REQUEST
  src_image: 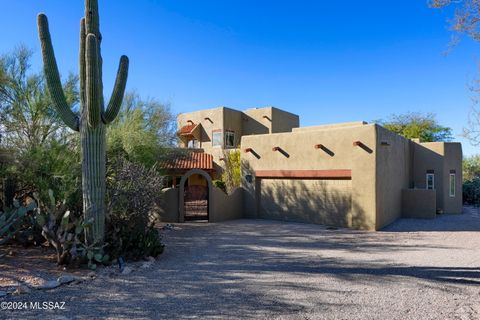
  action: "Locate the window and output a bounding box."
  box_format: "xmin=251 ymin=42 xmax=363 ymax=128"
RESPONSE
xmin=449 ymin=173 xmax=456 ymax=197
xmin=187 ymin=139 xmax=200 ymax=149
xmin=212 ymin=130 xmax=223 ymax=147
xmin=225 ymin=131 xmax=235 ymax=148
xmin=426 ymin=173 xmax=435 ymax=190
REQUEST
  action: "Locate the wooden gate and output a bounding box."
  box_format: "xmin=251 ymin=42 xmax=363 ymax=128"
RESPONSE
xmin=184 ymin=185 xmax=208 ymax=221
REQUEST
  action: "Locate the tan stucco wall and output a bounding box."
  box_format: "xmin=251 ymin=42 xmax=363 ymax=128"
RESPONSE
xmin=210 ymin=187 xmax=244 ymax=222
xmin=271 ymin=107 xmax=300 ymax=133
xmin=223 ymin=108 xmax=243 ymax=148
xmin=292 ymin=121 xmax=368 ymax=133
xmin=374 ymin=125 xmax=411 ymax=229
xmin=412 ymin=142 xmax=444 ymax=210
xmin=241 ymin=124 xmax=378 ymax=230
xmin=443 ymin=143 xmax=463 ymax=214
xmin=177 ymin=107 xmax=242 ymax=167
xmin=243 ymin=107 xmax=274 ymax=135
xmin=411 ymin=142 xmax=462 ymax=214
xmin=178 ymin=106 xmax=299 ymax=176
xmin=401 ymin=189 xmax=436 ymax=219
xmin=158 ymin=188 xmax=179 ymax=222
xmin=259 ymin=178 xmax=352 ymax=227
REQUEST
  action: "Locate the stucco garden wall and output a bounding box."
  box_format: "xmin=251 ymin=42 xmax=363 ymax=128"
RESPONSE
xmin=401 ymin=189 xmax=436 ymax=219
xmin=158 ymin=188 xmax=179 ymax=222
xmin=210 ymin=187 xmax=244 ymax=222
xmin=157 ymin=186 xmax=244 ymax=223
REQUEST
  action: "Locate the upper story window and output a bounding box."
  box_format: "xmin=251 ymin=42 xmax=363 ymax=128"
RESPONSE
xmin=225 ymin=131 xmax=235 ymax=148
xmin=187 ymin=139 xmax=200 ymax=149
xmin=426 ymin=173 xmax=435 ymax=190
xmin=212 ymin=130 xmax=223 ymax=147
xmin=449 ymin=173 xmax=456 ymax=197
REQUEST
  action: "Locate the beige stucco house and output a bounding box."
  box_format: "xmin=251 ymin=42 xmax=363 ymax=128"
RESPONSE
xmin=163 ymin=106 xmax=462 ymax=230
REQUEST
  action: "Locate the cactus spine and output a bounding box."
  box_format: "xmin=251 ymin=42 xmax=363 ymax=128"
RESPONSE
xmin=37 ymin=0 xmax=129 ymax=245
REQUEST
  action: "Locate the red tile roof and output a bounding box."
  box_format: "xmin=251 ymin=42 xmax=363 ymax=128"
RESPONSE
xmin=160 ymin=151 xmax=214 ymax=171
xmin=178 ymin=123 xmax=199 ymax=135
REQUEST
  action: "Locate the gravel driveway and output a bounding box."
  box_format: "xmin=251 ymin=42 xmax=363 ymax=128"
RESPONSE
xmin=2 ymin=208 xmax=480 ymax=319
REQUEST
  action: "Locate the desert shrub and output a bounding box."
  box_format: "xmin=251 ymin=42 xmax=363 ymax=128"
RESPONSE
xmin=105 ymin=159 xmax=165 ymax=260
xmin=0 ymin=197 xmax=38 ymax=245
xmin=4 ymin=141 xmax=81 ymax=211
xmin=463 ymin=177 xmax=480 ymax=206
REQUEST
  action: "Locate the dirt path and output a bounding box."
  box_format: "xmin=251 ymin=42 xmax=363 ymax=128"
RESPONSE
xmin=1 ymin=209 xmax=479 ymax=319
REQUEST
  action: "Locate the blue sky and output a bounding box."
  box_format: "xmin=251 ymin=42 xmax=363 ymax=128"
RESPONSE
xmin=1 ymin=0 xmax=479 ymax=155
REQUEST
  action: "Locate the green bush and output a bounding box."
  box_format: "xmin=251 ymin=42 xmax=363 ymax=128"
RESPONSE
xmin=463 ymin=177 xmax=480 ymax=206
xmin=4 ymin=141 xmax=81 ymax=211
xmin=213 ymin=179 xmax=226 ymax=193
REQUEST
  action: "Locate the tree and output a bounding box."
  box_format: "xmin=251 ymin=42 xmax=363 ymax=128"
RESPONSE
xmin=377 ymin=112 xmax=453 ymax=142
xmin=37 ymin=0 xmax=129 ymax=245
xmin=430 ymin=1 xmax=480 ymax=44
xmin=463 ymin=154 xmax=480 ymax=181
xmin=0 ymin=46 xmax=78 ymax=152
xmin=430 ymin=1 xmax=480 ymax=145
xmin=462 ymin=155 xmax=480 ymax=205
xmin=107 ymin=91 xmax=176 ymax=167
xmin=0 ymin=46 xmax=81 ymax=207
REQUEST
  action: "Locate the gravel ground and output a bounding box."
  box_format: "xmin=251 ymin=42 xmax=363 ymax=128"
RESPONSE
xmin=2 ymin=208 xmax=480 ymax=319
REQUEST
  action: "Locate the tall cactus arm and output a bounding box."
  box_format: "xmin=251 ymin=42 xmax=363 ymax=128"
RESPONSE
xmin=86 ymin=34 xmax=101 ymax=128
xmin=102 ymin=56 xmax=129 ymax=124
xmin=37 ymin=14 xmax=79 ymax=131
xmin=79 ymin=18 xmax=86 ymax=108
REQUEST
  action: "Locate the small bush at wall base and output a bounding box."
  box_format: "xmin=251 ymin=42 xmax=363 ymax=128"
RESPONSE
xmin=213 ymin=180 xmax=226 ymax=193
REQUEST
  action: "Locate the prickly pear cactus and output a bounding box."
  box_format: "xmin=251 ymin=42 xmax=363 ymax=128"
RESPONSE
xmin=37 ymin=0 xmax=129 ymax=245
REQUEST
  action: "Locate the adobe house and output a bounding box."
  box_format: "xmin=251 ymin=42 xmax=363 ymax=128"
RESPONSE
xmin=162 ymin=106 xmax=462 ymax=230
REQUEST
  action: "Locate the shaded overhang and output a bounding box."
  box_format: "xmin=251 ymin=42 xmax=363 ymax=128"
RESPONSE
xmin=177 ymin=122 xmax=202 ymax=143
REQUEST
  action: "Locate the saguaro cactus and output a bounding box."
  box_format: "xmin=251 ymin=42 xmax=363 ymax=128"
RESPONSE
xmin=37 ymin=0 xmax=128 ymax=245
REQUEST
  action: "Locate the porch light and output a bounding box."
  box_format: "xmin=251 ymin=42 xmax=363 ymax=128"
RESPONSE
xmin=204 ymin=117 xmax=213 ymax=123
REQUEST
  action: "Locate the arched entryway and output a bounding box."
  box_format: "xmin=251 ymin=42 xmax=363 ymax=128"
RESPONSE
xmin=179 ymin=169 xmax=213 ymax=222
